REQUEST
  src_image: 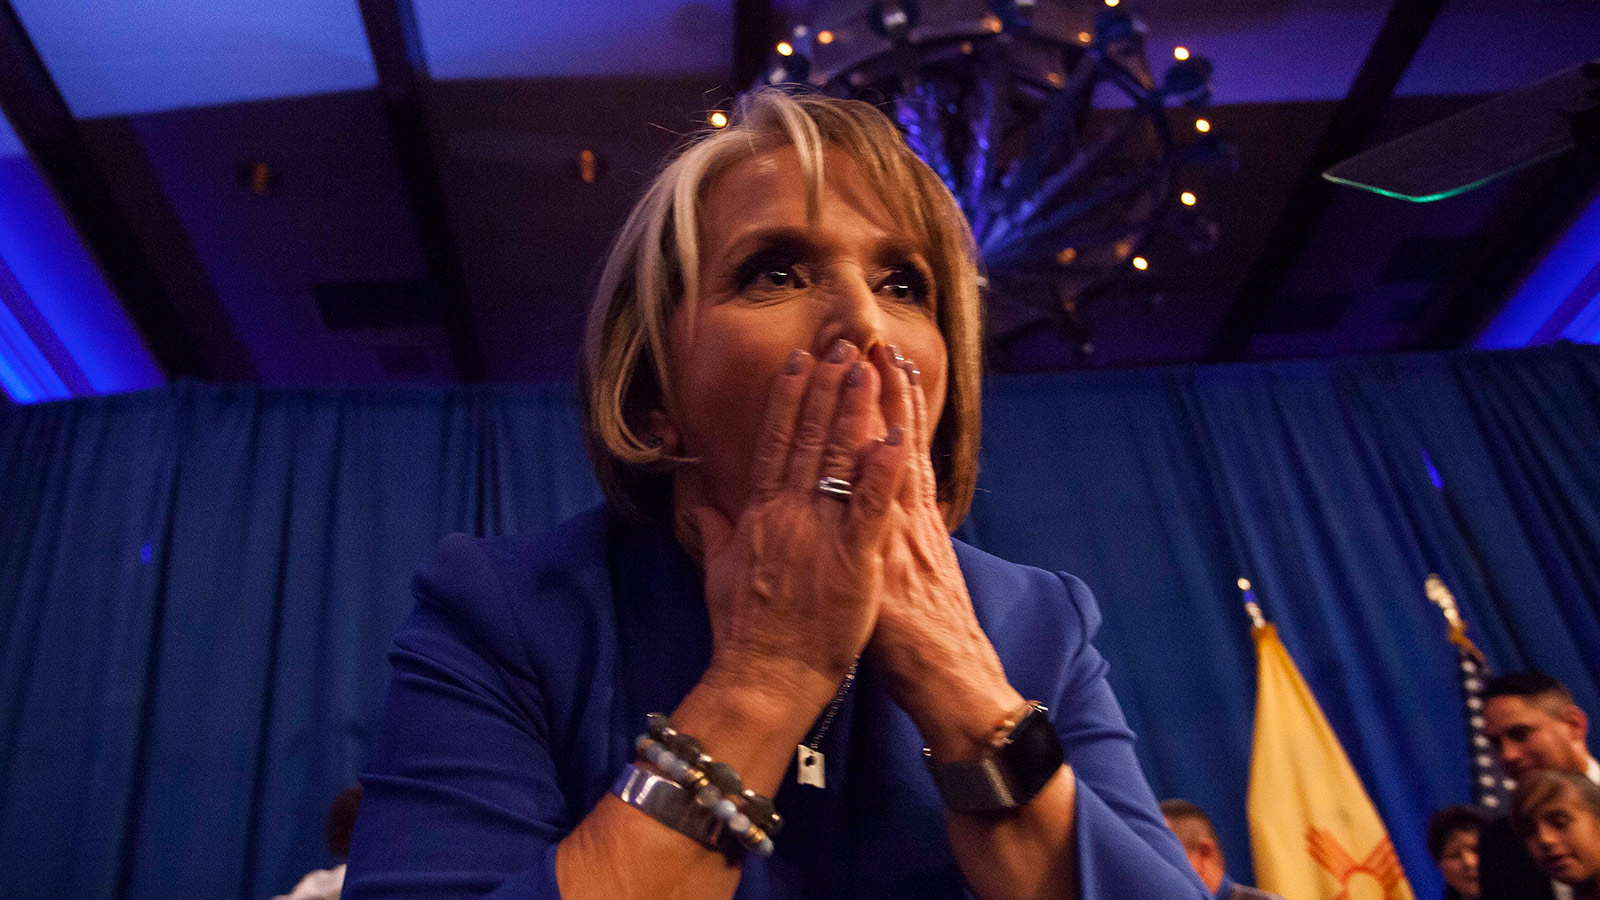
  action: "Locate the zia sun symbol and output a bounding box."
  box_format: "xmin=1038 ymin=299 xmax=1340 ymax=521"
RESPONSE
xmin=1306 ymin=827 xmax=1407 ymax=900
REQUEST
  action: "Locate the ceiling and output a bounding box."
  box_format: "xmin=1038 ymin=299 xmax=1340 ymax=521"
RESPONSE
xmin=0 ymin=0 xmax=1596 ymax=401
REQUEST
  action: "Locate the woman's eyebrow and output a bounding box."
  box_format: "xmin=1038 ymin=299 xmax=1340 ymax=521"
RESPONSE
xmin=713 ymin=227 xmax=931 ymax=273
xmin=718 ymin=228 xmax=815 ymax=264
xmin=870 ymin=236 xmax=932 ymax=265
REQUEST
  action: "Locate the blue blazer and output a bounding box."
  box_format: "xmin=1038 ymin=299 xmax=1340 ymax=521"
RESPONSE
xmin=346 ymin=507 xmax=1209 ymax=900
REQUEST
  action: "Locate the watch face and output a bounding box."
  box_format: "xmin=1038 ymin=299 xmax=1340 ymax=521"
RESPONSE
xmin=1000 ymin=707 xmax=1064 ymax=800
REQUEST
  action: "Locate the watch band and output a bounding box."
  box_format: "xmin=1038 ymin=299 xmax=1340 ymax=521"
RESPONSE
xmin=928 ymin=753 xmax=1024 ymax=811
xmin=924 ymin=702 xmax=1064 ymax=813
xmin=611 ymin=763 xmax=722 ymax=847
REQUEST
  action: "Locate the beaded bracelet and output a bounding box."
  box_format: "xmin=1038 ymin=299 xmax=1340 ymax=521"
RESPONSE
xmin=645 ymin=714 xmax=782 ymax=838
xmin=639 ymin=713 xmax=781 ymax=857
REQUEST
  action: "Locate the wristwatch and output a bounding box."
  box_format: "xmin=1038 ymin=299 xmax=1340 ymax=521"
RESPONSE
xmin=924 ymin=701 xmax=1064 ymax=813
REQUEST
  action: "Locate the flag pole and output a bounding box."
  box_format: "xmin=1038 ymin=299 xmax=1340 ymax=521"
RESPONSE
xmin=1242 ymin=574 xmax=1418 ymax=900
xmin=1426 ymin=573 xmax=1509 ymax=810
xmin=1239 ymin=577 xmax=1267 ymax=630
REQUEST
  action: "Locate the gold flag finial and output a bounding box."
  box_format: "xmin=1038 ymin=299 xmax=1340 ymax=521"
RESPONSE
xmin=1425 ymin=573 xmax=1484 ymax=661
xmin=1425 ymin=574 xmax=1461 ymax=629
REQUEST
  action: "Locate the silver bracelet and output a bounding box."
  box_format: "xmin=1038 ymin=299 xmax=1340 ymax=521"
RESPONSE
xmin=610 ymin=763 xmax=722 ymax=848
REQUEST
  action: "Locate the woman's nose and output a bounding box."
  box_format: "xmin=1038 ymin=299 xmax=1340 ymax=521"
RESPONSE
xmin=828 ymin=271 xmax=887 ymax=354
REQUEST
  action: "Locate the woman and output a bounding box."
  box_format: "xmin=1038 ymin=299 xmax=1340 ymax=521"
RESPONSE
xmin=345 ymin=88 xmax=1206 ymax=900
xmin=1428 ymin=805 xmax=1486 ymax=900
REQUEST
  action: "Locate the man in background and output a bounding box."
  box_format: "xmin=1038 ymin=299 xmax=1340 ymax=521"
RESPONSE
xmin=1480 ymin=672 xmax=1599 ymax=900
xmin=1162 ymin=799 xmax=1286 ymax=900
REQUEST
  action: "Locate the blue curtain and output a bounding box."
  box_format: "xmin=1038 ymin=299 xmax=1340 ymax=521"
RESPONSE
xmin=2 ymin=344 xmax=1597 ymax=899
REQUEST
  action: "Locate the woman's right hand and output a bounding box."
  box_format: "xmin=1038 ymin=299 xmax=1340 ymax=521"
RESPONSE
xmin=682 ymin=339 xmax=914 ymax=710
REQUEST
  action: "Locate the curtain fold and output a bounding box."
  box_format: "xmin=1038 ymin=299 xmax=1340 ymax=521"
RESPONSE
xmin=1 ymin=344 xmax=1597 ymax=900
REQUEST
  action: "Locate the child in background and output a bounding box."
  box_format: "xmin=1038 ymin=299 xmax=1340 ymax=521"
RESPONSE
xmin=1511 ymin=770 xmax=1600 ymax=900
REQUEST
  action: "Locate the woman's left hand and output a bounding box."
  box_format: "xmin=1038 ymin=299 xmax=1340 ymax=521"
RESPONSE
xmin=865 ymin=347 xmax=1027 ymax=762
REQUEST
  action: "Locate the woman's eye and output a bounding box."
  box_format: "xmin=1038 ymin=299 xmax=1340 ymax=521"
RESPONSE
xmin=735 ymin=254 xmax=805 ymax=293
xmin=880 ymin=266 xmax=929 ymax=304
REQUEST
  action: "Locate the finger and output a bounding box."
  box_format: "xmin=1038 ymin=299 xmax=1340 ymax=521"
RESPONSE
xmin=844 ymin=426 xmax=911 ymax=547
xmin=749 ymin=349 xmax=814 ymax=502
xmin=902 ymin=356 xmax=930 ymax=455
xmin=817 ymin=359 xmax=882 ymax=488
xmin=899 ymin=355 xmax=939 ymax=509
xmin=784 ymin=338 xmax=859 ymax=492
xmin=874 ymin=344 xmax=913 ymax=459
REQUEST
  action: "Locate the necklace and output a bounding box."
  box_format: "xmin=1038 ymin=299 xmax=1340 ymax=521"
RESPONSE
xmin=796 ymin=659 xmax=858 ymax=788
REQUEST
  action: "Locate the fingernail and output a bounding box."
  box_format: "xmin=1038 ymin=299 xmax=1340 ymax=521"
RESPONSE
xmin=785 ymin=349 xmax=807 ymax=375
xmin=846 ymin=361 xmax=863 ymax=388
xmin=889 ymin=344 xmax=904 ymax=365
xmin=907 ymin=366 xmax=921 ymax=385
xmin=827 ymin=338 xmax=853 ymax=364
xmin=886 ymin=424 xmax=904 ymax=446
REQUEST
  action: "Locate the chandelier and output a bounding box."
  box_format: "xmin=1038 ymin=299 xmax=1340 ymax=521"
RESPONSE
xmin=754 ymin=0 xmax=1232 ymax=364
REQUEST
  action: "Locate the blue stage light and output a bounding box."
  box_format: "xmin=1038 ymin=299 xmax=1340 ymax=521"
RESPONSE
xmin=0 ymin=142 xmax=163 ymax=401
xmin=1476 ymin=189 xmax=1600 ymax=348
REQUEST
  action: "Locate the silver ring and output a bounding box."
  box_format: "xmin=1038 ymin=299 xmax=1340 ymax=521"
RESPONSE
xmin=816 ymin=476 xmax=853 ymax=500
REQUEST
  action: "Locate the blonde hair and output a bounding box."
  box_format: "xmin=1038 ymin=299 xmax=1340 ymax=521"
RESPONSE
xmin=580 ymin=87 xmax=984 ymax=529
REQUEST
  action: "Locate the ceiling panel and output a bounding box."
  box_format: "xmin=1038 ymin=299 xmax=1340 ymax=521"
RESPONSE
xmin=1395 ymin=0 xmax=1600 ymax=97
xmin=10 ymin=0 xmax=378 ymax=118
xmin=412 ymin=0 xmax=733 ymax=80
xmin=1147 ymin=7 xmax=1387 ymax=104
xmin=1132 ymin=0 xmax=1599 ymax=106
xmin=104 ymin=89 xmax=434 ymax=385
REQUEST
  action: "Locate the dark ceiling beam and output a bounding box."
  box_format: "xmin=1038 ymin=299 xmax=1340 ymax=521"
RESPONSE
xmin=356 ymin=0 xmax=484 ymax=382
xmin=0 ymin=0 xmax=208 ymax=379
xmin=732 ymin=0 xmax=775 ymax=90
xmin=1205 ymin=0 xmax=1450 ymax=361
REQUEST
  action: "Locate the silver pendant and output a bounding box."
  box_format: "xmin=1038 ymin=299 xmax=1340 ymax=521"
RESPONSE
xmin=797 ymin=745 xmax=825 ymax=788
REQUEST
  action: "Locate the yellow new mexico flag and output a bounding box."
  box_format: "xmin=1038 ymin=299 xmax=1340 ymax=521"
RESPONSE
xmin=1246 ymin=622 xmax=1415 ymax=900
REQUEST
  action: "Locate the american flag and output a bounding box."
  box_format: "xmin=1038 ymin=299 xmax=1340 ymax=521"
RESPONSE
xmin=1425 ymin=575 xmax=1513 ymax=811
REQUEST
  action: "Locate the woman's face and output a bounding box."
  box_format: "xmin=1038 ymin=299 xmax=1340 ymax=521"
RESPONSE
xmin=1526 ymin=792 xmax=1600 ymax=886
xmin=665 ymin=145 xmax=949 ymax=519
xmin=1438 ymin=828 xmax=1481 ymax=898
